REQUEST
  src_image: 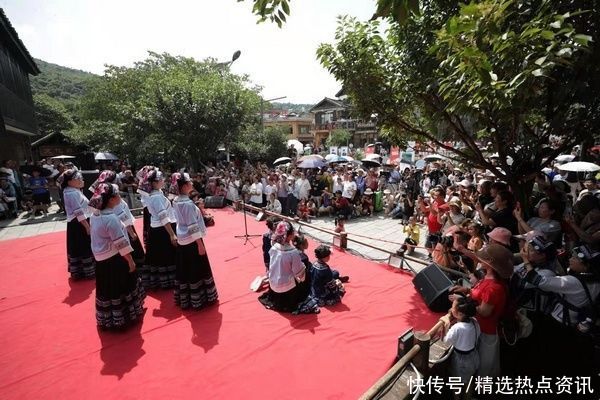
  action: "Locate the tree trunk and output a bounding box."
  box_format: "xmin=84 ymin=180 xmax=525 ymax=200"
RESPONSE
xmin=508 ymin=175 xmax=535 ymax=213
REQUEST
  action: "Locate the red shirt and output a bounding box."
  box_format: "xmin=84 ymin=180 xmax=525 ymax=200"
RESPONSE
xmin=335 ymin=197 xmax=350 ymax=209
xmin=426 ymin=198 xmax=445 ymax=233
xmin=470 ymin=278 xmax=507 ymax=335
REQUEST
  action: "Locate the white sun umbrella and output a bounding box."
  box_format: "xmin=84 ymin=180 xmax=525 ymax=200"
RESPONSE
xmin=424 ymin=154 xmax=448 ymax=162
xmin=555 ymin=154 xmax=575 ymax=163
xmin=287 ymin=139 xmax=304 ymax=155
xmin=51 ymin=155 xmax=76 ymax=159
xmin=344 ymin=155 xmax=354 ymax=162
xmin=558 ymin=161 xmax=600 ymax=172
xmin=325 ymin=154 xmax=338 ymax=161
xmin=273 ymin=157 xmax=292 ymax=166
xmin=94 ymin=152 xmax=119 ymax=161
xmin=364 ymin=153 xmax=382 ymax=160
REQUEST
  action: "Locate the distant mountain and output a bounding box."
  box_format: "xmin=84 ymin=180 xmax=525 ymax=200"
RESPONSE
xmin=271 ymin=102 xmax=315 ymax=114
xmin=31 ymin=59 xmax=98 ymax=107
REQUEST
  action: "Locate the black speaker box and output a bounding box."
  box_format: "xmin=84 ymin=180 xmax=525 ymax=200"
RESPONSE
xmin=412 ymin=263 xmax=453 ymax=312
xmin=204 ymin=195 xmax=225 ymax=208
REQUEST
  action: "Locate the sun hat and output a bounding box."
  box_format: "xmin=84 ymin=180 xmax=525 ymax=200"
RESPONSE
xmin=364 ymin=188 xmax=374 ymax=195
xmin=572 ymin=245 xmax=600 ymax=265
xmin=448 ymin=197 xmax=462 ymax=209
xmin=487 ymin=227 xmax=512 ymax=246
xmin=383 ymin=189 xmax=391 ymax=195
xmin=476 ymin=244 xmax=514 ymax=279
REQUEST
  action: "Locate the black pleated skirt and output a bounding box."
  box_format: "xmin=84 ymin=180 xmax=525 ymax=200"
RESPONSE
xmin=95 ymin=253 xmax=146 ymax=330
xmin=142 ymin=207 xmax=151 ymax=248
xmin=258 ymin=285 xmax=305 ymax=313
xmin=128 ymin=226 xmax=145 ymax=265
xmin=66 ymin=219 xmax=95 ymax=279
xmin=140 ymin=224 xmax=176 ymax=289
xmin=175 ymin=240 xmax=218 ymax=309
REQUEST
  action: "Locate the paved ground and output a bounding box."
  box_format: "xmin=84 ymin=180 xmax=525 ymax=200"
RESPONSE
xmin=0 ymin=204 xmax=67 ymax=241
xmin=298 ymin=214 xmax=430 ymax=273
xmin=0 ymin=205 xmax=430 ymax=273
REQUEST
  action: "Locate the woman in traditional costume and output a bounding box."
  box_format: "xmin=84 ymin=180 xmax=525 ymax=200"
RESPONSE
xmin=139 ymin=168 xmax=177 ymax=289
xmin=60 ymin=169 xmax=95 ymax=279
xmin=89 ymin=183 xmax=145 ymax=330
xmin=171 ymin=172 xmax=218 ymax=309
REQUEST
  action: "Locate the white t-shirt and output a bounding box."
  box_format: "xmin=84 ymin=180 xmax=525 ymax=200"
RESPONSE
xmin=250 ymin=182 xmax=263 ymax=204
xmin=342 ymin=181 xmax=357 ymax=199
xmin=444 ymin=320 xmax=481 ymax=352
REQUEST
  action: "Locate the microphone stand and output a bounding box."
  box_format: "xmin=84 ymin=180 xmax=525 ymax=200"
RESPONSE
xmin=234 ymin=199 xmax=261 ymax=245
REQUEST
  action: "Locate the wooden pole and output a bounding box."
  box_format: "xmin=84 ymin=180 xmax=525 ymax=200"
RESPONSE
xmin=412 ymin=331 xmax=431 ymax=374
xmin=358 ymin=344 xmax=421 ymax=400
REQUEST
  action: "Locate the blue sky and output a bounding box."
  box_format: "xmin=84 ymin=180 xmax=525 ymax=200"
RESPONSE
xmin=0 ymin=0 xmax=377 ymax=104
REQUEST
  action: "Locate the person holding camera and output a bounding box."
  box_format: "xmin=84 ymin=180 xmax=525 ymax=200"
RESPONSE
xmin=449 ymin=244 xmax=513 ymax=377
xmin=432 ymin=230 xmax=471 ymax=272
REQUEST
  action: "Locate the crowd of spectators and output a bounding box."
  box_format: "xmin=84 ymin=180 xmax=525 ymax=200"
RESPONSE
xmin=2 ymin=144 xmax=599 ymax=381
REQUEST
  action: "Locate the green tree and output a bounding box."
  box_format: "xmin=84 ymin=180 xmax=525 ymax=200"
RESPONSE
xmin=33 ymin=93 xmax=74 ymax=136
xmin=68 ymin=52 xmax=262 ymax=167
xmin=326 ymin=128 xmax=352 ymax=147
xmin=231 ymin=125 xmax=288 ymax=162
xmin=316 ymin=0 xmax=599 ymax=205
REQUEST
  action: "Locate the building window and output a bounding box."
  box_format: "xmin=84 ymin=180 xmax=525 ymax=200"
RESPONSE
xmin=300 ymin=126 xmax=309 ymax=134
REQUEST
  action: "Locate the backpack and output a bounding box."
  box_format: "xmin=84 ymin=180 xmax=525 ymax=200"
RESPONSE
xmin=554 ymin=275 xmax=599 ymax=330
xmin=500 ymin=276 xmax=534 ymax=345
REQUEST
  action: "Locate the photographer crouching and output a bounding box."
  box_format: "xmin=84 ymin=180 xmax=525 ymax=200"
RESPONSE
xmin=432 ymin=229 xmax=474 ymax=273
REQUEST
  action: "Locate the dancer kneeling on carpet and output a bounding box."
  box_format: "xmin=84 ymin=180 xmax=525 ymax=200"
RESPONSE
xmin=297 ymin=245 xmax=347 ymax=314
xmin=140 ymin=168 xmax=178 ymax=289
xmin=171 ymin=173 xmax=218 ymax=310
xmin=59 ymin=169 xmax=95 ymax=280
xmin=89 ymin=183 xmax=146 ymax=330
xmin=258 ymin=221 xmax=308 ymax=312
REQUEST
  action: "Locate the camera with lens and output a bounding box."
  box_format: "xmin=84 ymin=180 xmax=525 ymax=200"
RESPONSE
xmin=439 ymin=235 xmax=454 ymax=248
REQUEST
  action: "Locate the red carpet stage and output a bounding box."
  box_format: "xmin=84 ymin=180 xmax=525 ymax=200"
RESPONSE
xmin=0 ymin=209 xmax=439 ymax=399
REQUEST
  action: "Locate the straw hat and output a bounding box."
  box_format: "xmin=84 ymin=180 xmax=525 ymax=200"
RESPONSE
xmin=476 ymin=244 xmax=514 ymax=279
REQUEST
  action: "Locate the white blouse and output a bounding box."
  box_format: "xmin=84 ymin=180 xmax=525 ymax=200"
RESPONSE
xmin=146 ymin=190 xmax=176 ymax=228
xmin=268 ymin=243 xmax=306 ymax=293
xmin=90 ymin=210 xmax=134 ymax=261
xmin=172 ymin=196 xmax=207 ymax=246
xmin=63 ymin=187 xmax=91 ymax=222
xmin=113 ymin=199 xmax=135 ymax=227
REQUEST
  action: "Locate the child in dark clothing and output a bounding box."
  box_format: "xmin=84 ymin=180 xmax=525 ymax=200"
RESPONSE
xmin=309 ymin=245 xmax=348 ymax=306
xmin=262 ymin=216 xmax=281 ymax=271
xmin=293 ymin=234 xmax=312 ymax=300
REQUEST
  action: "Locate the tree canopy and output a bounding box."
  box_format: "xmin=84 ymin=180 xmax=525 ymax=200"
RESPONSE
xmin=231 ymin=125 xmax=288 ymax=163
xmin=314 ymin=0 xmax=599 ymax=201
xmin=326 ymin=128 xmax=352 ymax=147
xmin=68 ymin=52 xmax=262 ymax=166
xmin=33 ymin=93 xmax=74 ymax=137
